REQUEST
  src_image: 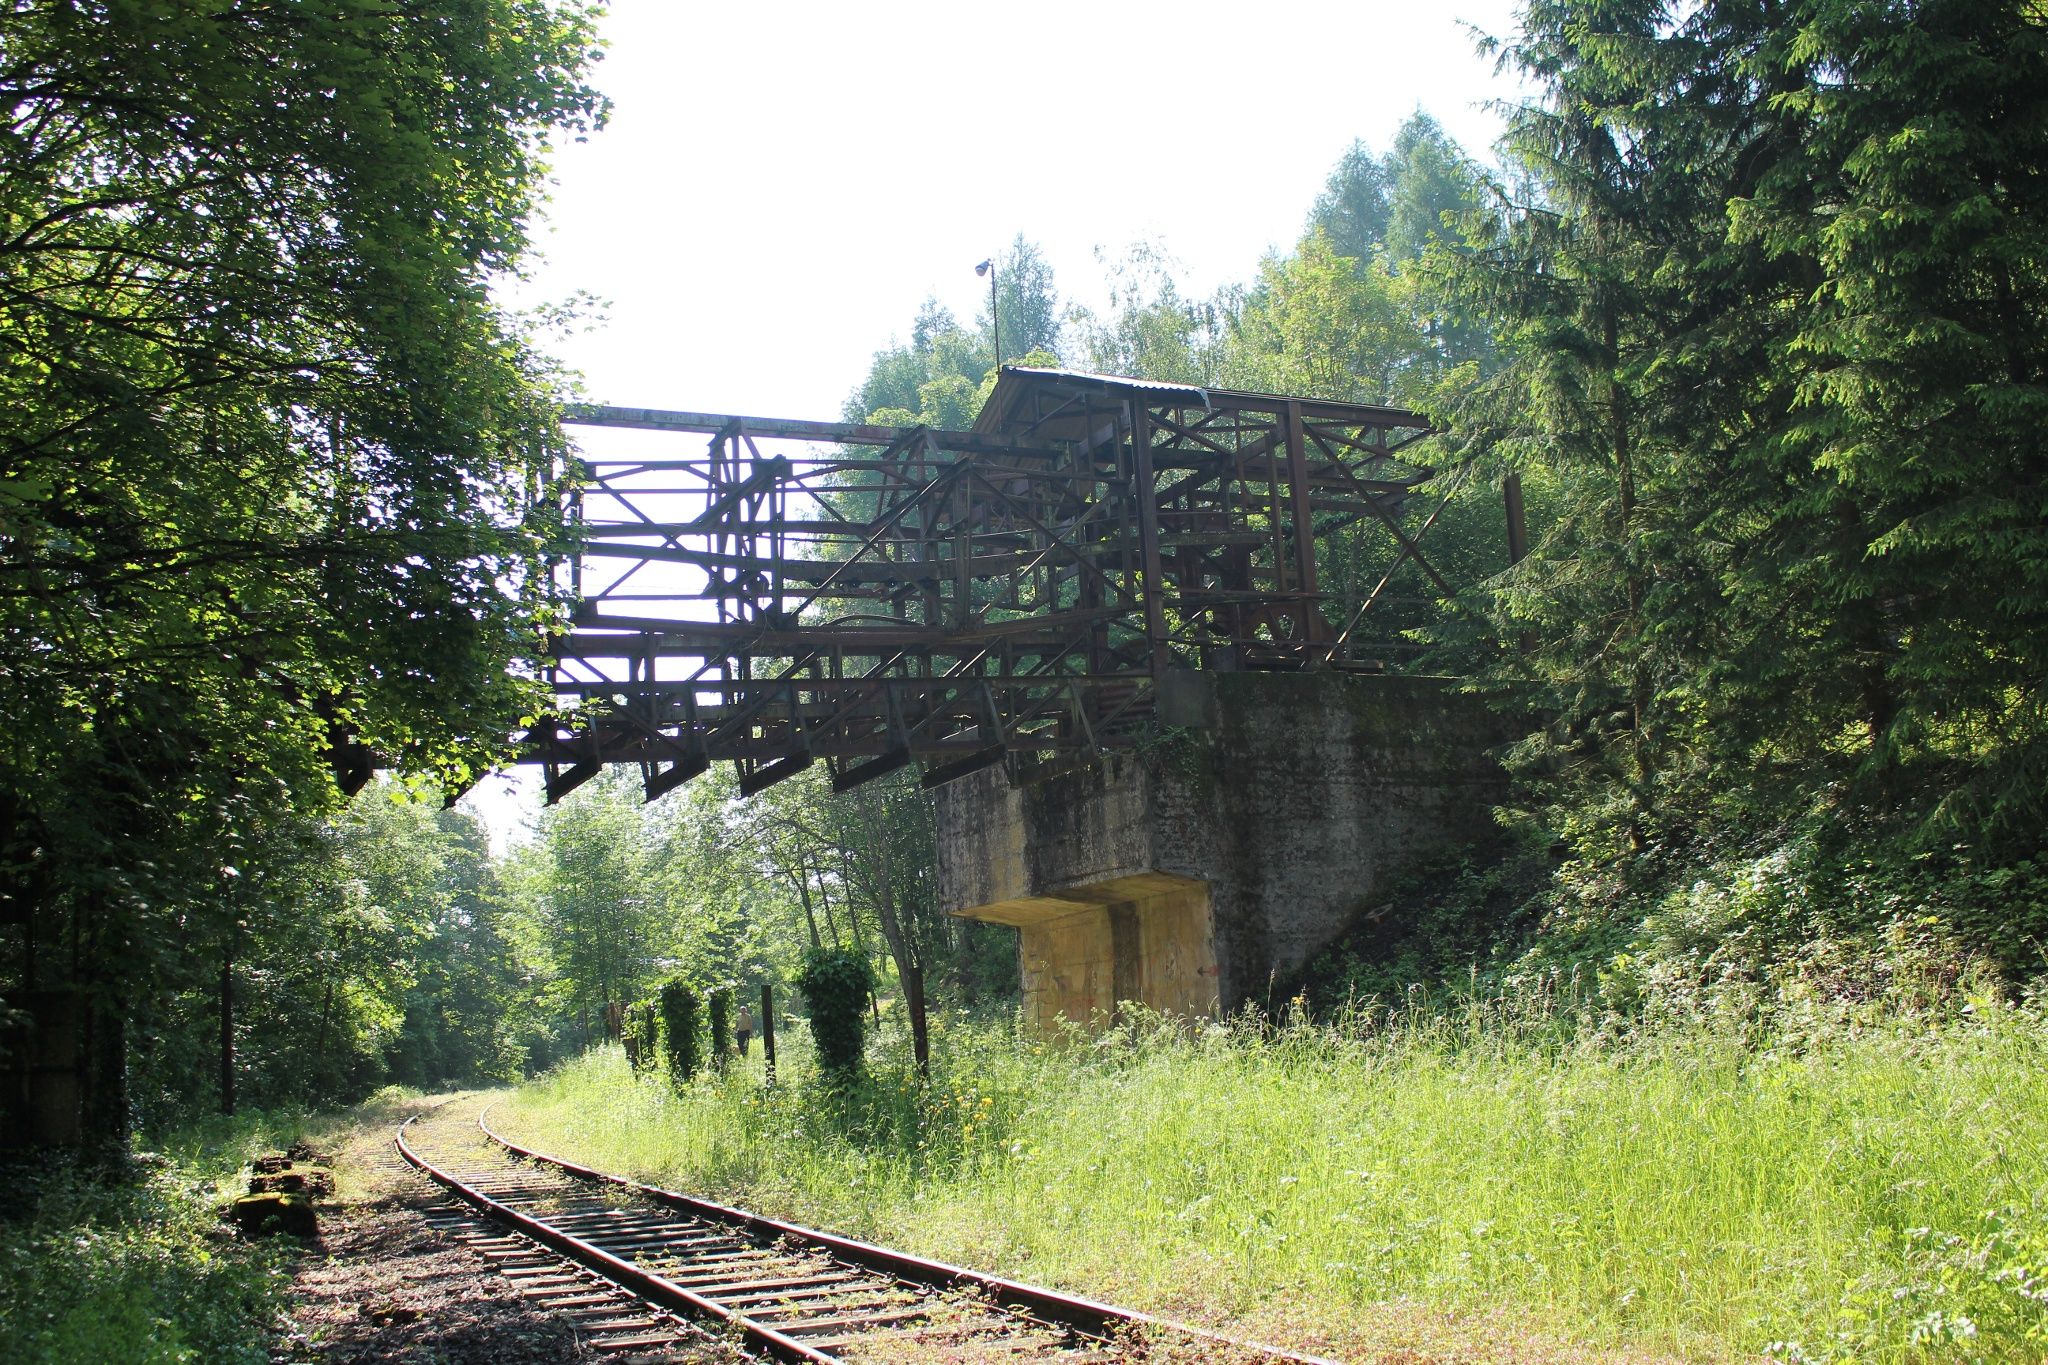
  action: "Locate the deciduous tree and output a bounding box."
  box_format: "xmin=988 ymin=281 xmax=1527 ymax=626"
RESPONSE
xmin=0 ymin=0 xmax=606 ymax=1144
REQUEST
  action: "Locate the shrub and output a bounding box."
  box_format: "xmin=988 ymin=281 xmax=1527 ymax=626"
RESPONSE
xmin=622 ymin=1000 xmax=658 ymax=1075
xmin=707 ymin=986 xmax=732 ymax=1071
xmin=795 ymin=946 xmax=875 ymax=1081
xmin=657 ymin=978 xmax=701 ymax=1088
xmin=0 ymin=1156 xmax=284 ymax=1364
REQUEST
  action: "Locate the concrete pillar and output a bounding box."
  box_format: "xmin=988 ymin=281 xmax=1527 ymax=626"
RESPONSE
xmin=936 ymin=673 xmax=1512 ymax=1028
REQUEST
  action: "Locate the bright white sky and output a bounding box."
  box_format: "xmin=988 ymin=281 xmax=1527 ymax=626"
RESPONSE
xmin=467 ymin=0 xmax=1530 ymax=844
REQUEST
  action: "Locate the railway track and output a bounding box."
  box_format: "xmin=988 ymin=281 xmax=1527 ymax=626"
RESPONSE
xmin=397 ymin=1096 xmax=1341 ymax=1364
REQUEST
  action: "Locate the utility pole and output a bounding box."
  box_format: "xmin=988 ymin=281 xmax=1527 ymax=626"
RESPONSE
xmin=976 ymin=257 xmax=1000 ymax=371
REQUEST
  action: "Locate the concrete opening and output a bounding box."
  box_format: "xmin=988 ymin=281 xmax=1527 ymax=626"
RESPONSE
xmin=955 ymin=873 xmax=1217 ymax=1031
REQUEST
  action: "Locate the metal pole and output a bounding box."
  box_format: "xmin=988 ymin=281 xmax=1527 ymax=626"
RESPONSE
xmin=760 ymin=981 xmax=776 ymax=1084
xmin=989 ymin=263 xmax=1001 ymax=371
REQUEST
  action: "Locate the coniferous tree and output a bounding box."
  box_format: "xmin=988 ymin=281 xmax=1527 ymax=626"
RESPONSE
xmin=1436 ymin=0 xmax=2048 ymax=858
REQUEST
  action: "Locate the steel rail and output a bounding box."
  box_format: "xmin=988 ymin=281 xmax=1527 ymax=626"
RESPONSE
xmin=396 ymin=1113 xmax=839 ymax=1363
xmin=470 ymin=1103 xmax=1345 ymax=1365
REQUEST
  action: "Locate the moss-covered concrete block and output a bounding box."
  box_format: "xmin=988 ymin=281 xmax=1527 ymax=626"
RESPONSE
xmin=228 ymin=1191 xmax=318 ymax=1238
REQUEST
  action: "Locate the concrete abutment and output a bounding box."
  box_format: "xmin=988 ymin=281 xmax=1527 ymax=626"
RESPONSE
xmin=936 ymin=673 xmax=1511 ymax=1031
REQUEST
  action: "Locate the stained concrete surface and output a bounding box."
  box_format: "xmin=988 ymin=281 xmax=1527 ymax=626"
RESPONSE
xmin=938 ymin=673 xmax=1510 ymax=1029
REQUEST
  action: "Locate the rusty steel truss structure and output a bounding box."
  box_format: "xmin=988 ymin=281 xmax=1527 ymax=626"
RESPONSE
xmin=530 ymin=368 xmax=1485 ymax=803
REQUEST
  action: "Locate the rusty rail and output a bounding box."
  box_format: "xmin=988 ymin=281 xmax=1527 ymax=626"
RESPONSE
xmin=395 ymin=1099 xmax=1344 ymax=1364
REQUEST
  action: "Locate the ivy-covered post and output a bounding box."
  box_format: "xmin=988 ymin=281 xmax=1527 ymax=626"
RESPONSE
xmin=623 ymin=1000 xmax=659 ymax=1075
xmin=795 ymin=947 xmax=876 ymax=1084
xmin=658 ymin=978 xmax=701 ymax=1089
xmin=621 ymin=1001 xmax=642 ymax=1072
xmin=707 ymin=986 xmax=732 ymax=1072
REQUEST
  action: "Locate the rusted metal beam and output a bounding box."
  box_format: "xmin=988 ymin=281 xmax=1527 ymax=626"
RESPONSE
xmin=523 ymin=373 xmax=1452 ymax=798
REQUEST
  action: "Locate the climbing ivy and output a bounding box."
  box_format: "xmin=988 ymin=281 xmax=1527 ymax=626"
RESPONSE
xmin=622 ymin=1000 xmax=659 ymax=1075
xmin=658 ymin=979 xmax=701 ymax=1088
xmin=795 ymin=947 xmax=876 ymax=1082
xmin=706 ymin=986 xmax=732 ymax=1072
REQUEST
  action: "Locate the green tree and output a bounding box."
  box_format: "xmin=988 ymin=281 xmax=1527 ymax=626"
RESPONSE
xmin=1433 ymin=0 xmax=2048 ymax=861
xmin=521 ymin=770 xmax=667 ymax=1044
xmin=1226 ymin=229 xmax=1417 ymax=402
xmin=1383 ymin=112 xmax=1484 ymax=266
xmin=0 ymin=0 xmax=605 ymax=1145
xmin=381 ymin=806 xmax=533 ymax=1088
xmin=1728 ymin=0 xmax=2048 ymax=846
xmin=979 ymin=234 xmax=1063 ymax=366
xmin=1073 ymin=242 xmax=1225 ymax=384
xmin=1309 ymin=140 xmax=1394 ymax=262
xmin=850 ymin=236 xmax=1065 ymax=429
xmin=1424 ymin=0 xmax=1703 ymax=851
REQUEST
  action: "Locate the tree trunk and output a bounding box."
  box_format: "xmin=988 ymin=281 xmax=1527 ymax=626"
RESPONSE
xmin=1603 ymin=298 xmax=1653 ymax=850
xmin=858 ymin=788 xmax=929 ymax=1080
xmin=792 ymin=853 xmax=823 ymax=949
xmin=314 ymin=924 xmax=347 ymax=1076
xmin=903 ymin=958 xmax=930 ymax=1078
xmin=74 ymin=892 xmax=129 ymax=1156
xmin=218 ymin=937 xmax=236 ymax=1117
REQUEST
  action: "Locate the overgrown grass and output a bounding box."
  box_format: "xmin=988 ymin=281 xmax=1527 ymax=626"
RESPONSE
xmin=499 ymin=1005 xmax=2048 ymax=1362
xmin=0 ymin=1153 xmax=284 ymax=1364
xmin=0 ymin=1088 xmax=424 ymax=1364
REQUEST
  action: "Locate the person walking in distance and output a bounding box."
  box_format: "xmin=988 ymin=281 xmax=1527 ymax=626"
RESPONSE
xmin=735 ymin=1003 xmax=756 ymax=1058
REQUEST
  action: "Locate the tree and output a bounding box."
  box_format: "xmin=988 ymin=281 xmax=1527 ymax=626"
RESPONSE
xmin=1434 ymin=0 xmax=2048 ymax=859
xmin=381 ymin=805 xmax=532 ymax=1089
xmin=1419 ymin=0 xmax=1708 ymax=851
xmin=0 ymin=1 xmax=607 ymax=1145
xmin=1072 ymin=242 xmax=1225 ymax=385
xmin=1730 ymin=0 xmax=2048 ymax=846
xmin=835 ymin=775 xmax=943 ymax=1077
xmin=1383 ymin=113 xmax=1484 ymax=266
xmin=979 ymin=235 xmax=1063 ymax=366
xmin=849 ymin=236 xmax=1065 ymax=429
xmin=1226 ymin=229 xmax=1417 ymax=402
xmin=521 ymin=770 xmax=668 ymax=1042
xmin=1309 ymin=140 xmax=1394 ymax=262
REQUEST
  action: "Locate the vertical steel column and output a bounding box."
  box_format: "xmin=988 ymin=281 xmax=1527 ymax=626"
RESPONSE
xmin=953 ymin=461 xmax=972 ymax=629
xmin=1283 ymin=400 xmax=1319 ymax=602
xmin=1128 ymin=402 xmax=1170 ymax=674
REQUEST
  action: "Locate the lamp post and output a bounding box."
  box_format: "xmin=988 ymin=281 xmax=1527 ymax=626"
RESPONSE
xmin=975 ymin=257 xmax=1000 ymax=372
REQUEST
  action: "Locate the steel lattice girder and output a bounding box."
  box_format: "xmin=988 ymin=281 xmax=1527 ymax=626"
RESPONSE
xmin=534 ymin=368 xmax=1456 ymax=802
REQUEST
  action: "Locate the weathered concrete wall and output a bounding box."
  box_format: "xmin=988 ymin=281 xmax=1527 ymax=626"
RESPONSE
xmin=937 ymin=672 xmax=1510 ymax=1026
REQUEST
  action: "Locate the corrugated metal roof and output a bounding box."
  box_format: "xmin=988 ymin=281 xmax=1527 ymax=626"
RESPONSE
xmin=1002 ymin=365 xmax=1213 ymax=401
xmin=973 ymin=365 xmax=1428 ymax=438
xmin=974 ymin=366 xmax=1211 ymax=435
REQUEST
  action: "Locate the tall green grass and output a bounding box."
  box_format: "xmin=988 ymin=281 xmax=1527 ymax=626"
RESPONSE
xmin=0 ymin=1139 xmax=292 ymax=1364
xmin=0 ymin=1092 xmax=425 ymax=1364
xmin=500 ymin=1003 xmax=2048 ymax=1361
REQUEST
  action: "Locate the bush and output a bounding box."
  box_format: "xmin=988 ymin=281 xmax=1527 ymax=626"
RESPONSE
xmin=795 ymin=946 xmax=875 ymax=1081
xmin=622 ymin=999 xmax=658 ymax=1075
xmin=0 ymin=1156 xmax=283 ymax=1364
xmin=658 ymin=978 xmax=701 ymax=1088
xmin=707 ymin=986 xmax=732 ymax=1071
